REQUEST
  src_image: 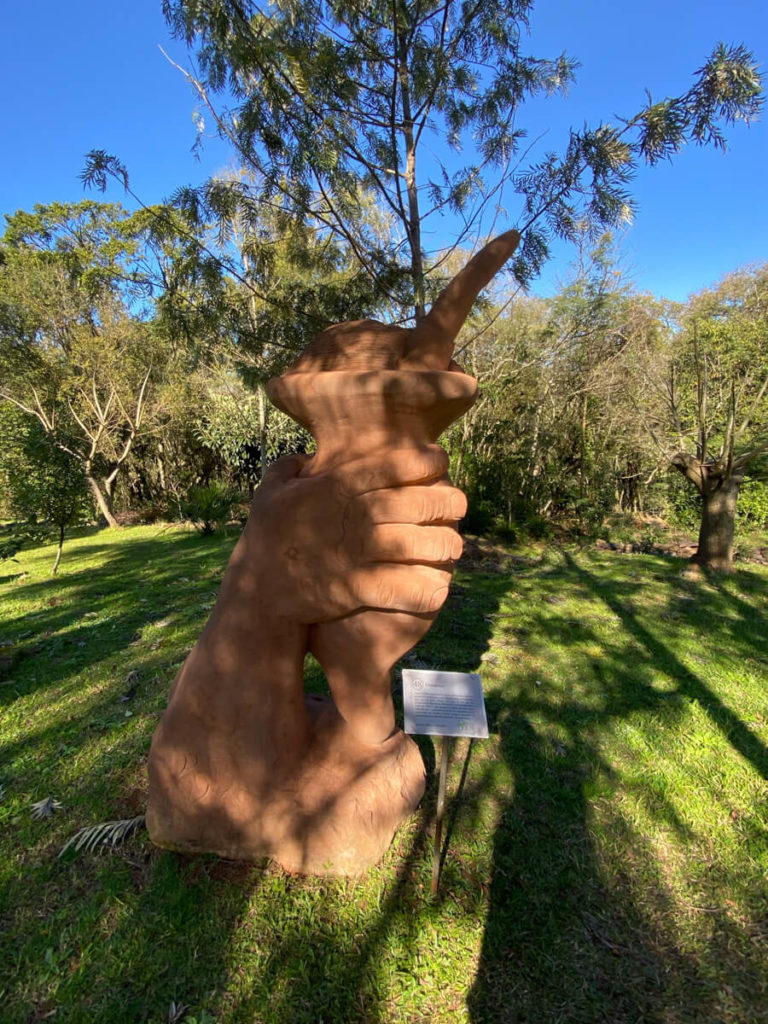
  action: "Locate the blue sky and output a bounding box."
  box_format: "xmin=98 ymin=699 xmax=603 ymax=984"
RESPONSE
xmin=1 ymin=0 xmax=765 ymax=302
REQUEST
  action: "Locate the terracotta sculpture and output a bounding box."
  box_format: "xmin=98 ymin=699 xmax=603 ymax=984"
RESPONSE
xmin=146 ymin=230 xmax=520 ymax=874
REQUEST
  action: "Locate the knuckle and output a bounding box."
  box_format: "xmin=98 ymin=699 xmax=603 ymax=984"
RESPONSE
xmin=367 ymin=524 xmax=386 ymax=559
xmin=364 ymin=524 xmax=380 ymax=555
xmin=437 ymin=534 xmax=452 ymax=562
xmin=419 ymin=446 xmax=447 ymax=481
xmin=452 ymin=532 xmax=464 ymax=558
xmin=451 ymin=491 xmax=468 ymax=519
xmin=346 ymin=572 xmax=371 ymax=613
xmin=328 ymin=577 xmax=352 ymax=614
xmin=376 ymin=581 xmax=396 ymax=609
xmin=407 ymin=531 xmax=420 ymax=560
xmin=355 ymin=493 xmax=374 ymax=525
xmin=432 ymin=527 xmax=460 ymax=562
xmin=428 ymin=583 xmax=449 ymax=611
xmin=333 ymin=476 xmax=353 ymax=501
xmin=378 ymin=494 xmax=394 ymax=524
xmin=430 ymin=445 xmax=449 ymax=469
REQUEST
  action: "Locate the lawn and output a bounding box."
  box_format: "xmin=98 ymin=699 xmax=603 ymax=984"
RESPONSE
xmin=1 ymin=525 xmax=767 ymax=1023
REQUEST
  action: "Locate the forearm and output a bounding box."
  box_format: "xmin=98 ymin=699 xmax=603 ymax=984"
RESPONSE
xmin=164 ymin=537 xmax=309 ymax=741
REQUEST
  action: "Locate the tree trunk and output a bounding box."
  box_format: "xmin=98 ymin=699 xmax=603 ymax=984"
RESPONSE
xmin=87 ymin=474 xmax=119 ymax=528
xmin=618 ymin=457 xmax=641 ymax=512
xmin=51 ymin=524 xmax=65 ymax=576
xmin=258 ymin=384 xmax=269 ymax=484
xmin=693 ymin=478 xmax=741 ymax=572
xmin=579 ymin=392 xmax=588 ymax=498
xmin=670 ymin=452 xmax=744 ymax=572
xmin=397 ymin=29 xmax=425 ymax=320
xmin=156 ymin=452 xmax=167 ymax=493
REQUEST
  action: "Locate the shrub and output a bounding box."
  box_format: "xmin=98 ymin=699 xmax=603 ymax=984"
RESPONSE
xmin=177 ymin=483 xmax=238 ymax=535
xmin=665 ymin=475 xmax=701 ymax=532
xmin=738 ymin=479 xmax=768 ymax=527
xmin=462 ymin=498 xmax=495 ymax=535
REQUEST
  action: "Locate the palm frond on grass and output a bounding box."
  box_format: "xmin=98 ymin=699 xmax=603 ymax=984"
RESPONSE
xmin=59 ymin=814 xmax=146 ymax=858
xmin=31 ymin=796 xmax=62 ymax=819
xmin=167 ymin=1001 xmax=189 ymax=1024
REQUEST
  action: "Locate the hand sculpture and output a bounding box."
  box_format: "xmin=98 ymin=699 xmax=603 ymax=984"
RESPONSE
xmin=146 ymin=230 xmax=520 ymax=874
xmin=270 ymin=229 xmax=521 ymax=745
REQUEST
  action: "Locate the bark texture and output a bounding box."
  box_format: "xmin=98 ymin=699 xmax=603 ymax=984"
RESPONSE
xmin=86 ymin=474 xmax=119 ymax=528
xmin=694 ymin=477 xmax=741 ymax=572
xmin=671 ymin=452 xmax=743 ymax=572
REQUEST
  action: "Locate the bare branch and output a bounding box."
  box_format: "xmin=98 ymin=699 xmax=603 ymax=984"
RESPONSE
xmin=732 ymin=437 xmax=768 ymax=472
xmin=30 ymin=386 xmax=55 ymax=432
xmin=736 ymin=369 xmax=768 ymax=438
xmin=453 ymin=284 xmax=524 ymax=359
xmin=0 ymin=389 xmax=46 ymax=427
xmin=133 ymin=369 xmax=152 ymax=431
xmin=66 ymin=399 xmax=97 ymax=445
xmin=692 ymin=324 xmax=708 ymax=462
xmin=670 ymin=451 xmax=705 ymax=492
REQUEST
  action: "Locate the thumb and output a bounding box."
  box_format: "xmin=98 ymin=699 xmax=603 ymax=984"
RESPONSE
xmin=262 ymin=453 xmax=311 ymax=485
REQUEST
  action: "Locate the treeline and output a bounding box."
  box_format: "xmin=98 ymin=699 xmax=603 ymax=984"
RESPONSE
xmin=1 ymin=200 xmax=766 ymax=573
xmin=4 ymin=1 xmax=765 ymax=572
xmin=0 ymin=198 xmax=352 ymax=564
xmin=443 ymin=239 xmax=768 ymax=572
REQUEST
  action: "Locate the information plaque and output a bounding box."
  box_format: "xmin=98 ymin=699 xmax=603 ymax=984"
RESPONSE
xmin=402 ymin=669 xmax=489 ymax=739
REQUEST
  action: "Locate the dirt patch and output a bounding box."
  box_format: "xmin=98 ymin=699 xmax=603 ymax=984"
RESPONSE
xmin=594 ymin=537 xmax=697 ymax=559
xmin=459 ymin=535 xmax=539 ymax=573
xmin=595 ymin=536 xmax=768 ymax=565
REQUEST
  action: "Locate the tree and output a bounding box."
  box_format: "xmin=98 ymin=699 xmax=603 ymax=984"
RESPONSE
xmin=153 ymin=0 xmax=572 ymax=315
xmin=192 ymin=360 xmax=311 ymax=480
xmin=536 ymin=237 xmax=667 ymax=522
xmin=78 ymin=4 xmax=762 ymax=530
xmin=0 ymin=406 xmax=89 ymax=575
xmin=629 ymin=266 xmax=768 ymax=570
xmin=187 ymin=172 xmax=387 ymax=478
xmin=444 ymin=234 xmax=662 ymax=532
xmin=0 ymin=202 xmax=179 ymax=526
xmin=85 ymin=2 xmax=761 ymax=318
xmin=442 ymin=290 xmax=553 ymax=529
xmin=664 ymin=268 xmax=768 ymax=570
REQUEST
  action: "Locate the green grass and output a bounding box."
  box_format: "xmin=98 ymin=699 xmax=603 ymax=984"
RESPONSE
xmin=1 ymin=526 xmax=767 ymax=1023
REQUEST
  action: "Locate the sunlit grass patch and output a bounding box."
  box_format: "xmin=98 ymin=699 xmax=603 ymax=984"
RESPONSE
xmin=1 ymin=528 xmax=767 ymax=1022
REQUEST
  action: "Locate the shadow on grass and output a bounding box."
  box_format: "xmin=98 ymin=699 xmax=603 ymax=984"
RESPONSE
xmin=5 ymin=528 xmax=505 ymax=1023
xmin=44 ymin=849 xmax=263 ymax=1022
xmin=0 ymin=528 xmax=237 ymax=760
xmin=195 ymin=566 xmax=505 ymax=1024
xmin=5 ymin=538 xmax=768 ymax=1022
xmin=0 ymin=570 xmax=27 ymax=586
xmin=467 ymin=550 xmax=768 ymax=1023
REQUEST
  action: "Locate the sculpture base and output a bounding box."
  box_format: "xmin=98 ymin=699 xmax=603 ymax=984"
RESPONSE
xmin=147 ymin=695 xmax=426 ymax=876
